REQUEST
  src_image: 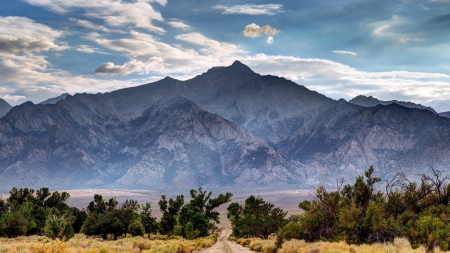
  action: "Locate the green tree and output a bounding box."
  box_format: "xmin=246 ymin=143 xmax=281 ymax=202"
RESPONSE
xmin=179 ymin=188 xmax=232 ymax=238
xmin=0 ymin=212 xmax=28 ymax=238
xmin=228 ymin=195 xmax=287 ymax=239
xmin=71 ymin=207 xmax=87 ymax=233
xmin=128 ymin=220 xmax=145 ymax=237
xmin=184 ymin=222 xmax=200 ymax=240
xmin=82 ymin=195 xmax=140 ymax=240
xmin=44 ymin=207 xmax=75 ymax=240
xmin=140 ymin=203 xmax=157 ymax=234
xmin=158 ymin=194 xmax=184 ymax=235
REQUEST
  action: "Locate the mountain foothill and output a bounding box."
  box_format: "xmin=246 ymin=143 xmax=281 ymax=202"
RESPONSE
xmin=0 ymin=61 xmax=449 ymax=191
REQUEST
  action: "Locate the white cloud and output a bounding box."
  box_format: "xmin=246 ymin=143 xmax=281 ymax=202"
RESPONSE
xmin=241 ymin=54 xmax=450 ymax=112
xmin=0 ymin=94 xmax=27 ymax=102
xmin=213 ymin=4 xmax=284 ymax=15
xmin=91 ymin=30 xmax=246 ymax=75
xmin=24 ymin=0 xmax=166 ymax=33
xmin=70 ymin=18 xmax=127 ymax=34
xmin=95 ymin=57 xmax=166 ymax=75
xmin=333 ymin=50 xmax=357 ymax=56
xmin=0 ymin=50 xmax=148 ymax=105
xmin=175 ymin=32 xmax=247 ymax=58
xmin=76 ymin=45 xmax=109 ymax=54
xmin=242 ymin=23 xmax=279 ymax=38
xmin=168 ymin=21 xmax=191 ymax=30
xmin=266 ymin=36 xmax=274 ymax=44
xmin=0 ymin=16 xmax=68 ymax=53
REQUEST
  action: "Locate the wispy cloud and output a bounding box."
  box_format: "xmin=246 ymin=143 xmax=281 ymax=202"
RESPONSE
xmin=333 ymin=50 xmax=357 ymax=56
xmin=371 ymin=15 xmax=424 ymax=43
xmin=175 ymin=32 xmax=247 ymax=58
xmin=23 ymin=0 xmax=166 ymax=33
xmin=213 ymin=4 xmax=283 ymax=16
xmin=76 ymin=45 xmax=109 ymax=55
xmin=168 ymin=20 xmax=191 ymax=30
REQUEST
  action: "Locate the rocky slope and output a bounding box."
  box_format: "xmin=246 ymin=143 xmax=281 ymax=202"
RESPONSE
xmin=279 ymin=102 xmax=450 ymax=184
xmin=0 ymin=94 xmax=302 ymax=191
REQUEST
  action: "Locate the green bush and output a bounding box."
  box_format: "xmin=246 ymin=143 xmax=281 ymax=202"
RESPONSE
xmin=129 ymin=220 xmax=145 ymax=237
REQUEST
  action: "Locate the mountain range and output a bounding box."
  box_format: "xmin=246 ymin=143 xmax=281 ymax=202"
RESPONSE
xmin=0 ymin=61 xmax=450 ymax=191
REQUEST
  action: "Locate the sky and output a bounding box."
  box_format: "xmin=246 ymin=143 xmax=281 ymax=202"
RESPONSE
xmin=1 ymin=0 xmax=450 ymax=112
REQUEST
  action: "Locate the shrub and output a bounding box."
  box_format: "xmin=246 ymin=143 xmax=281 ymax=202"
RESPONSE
xmin=128 ymin=221 xmax=145 ymax=237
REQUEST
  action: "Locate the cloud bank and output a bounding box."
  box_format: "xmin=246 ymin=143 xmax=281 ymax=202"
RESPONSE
xmin=0 ymin=16 xmax=68 ymax=53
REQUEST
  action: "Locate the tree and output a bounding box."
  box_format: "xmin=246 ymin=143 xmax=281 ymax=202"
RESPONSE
xmin=228 ymin=195 xmax=287 ymax=239
xmin=184 ymin=222 xmax=200 ymax=240
xmin=179 ymin=188 xmax=232 ymax=238
xmin=158 ymin=194 xmax=184 ymax=235
xmin=128 ymin=220 xmax=145 ymax=237
xmin=140 ymin=203 xmax=157 ymax=234
xmin=8 ymin=188 xmax=35 ymax=210
xmin=82 ymin=195 xmax=141 ymax=240
xmin=44 ymin=191 xmax=70 ymax=210
xmin=71 ymin=207 xmax=87 ymax=233
xmin=118 ymin=200 xmax=140 ymax=237
xmin=44 ymin=207 xmax=75 ymax=240
xmin=0 ymin=212 xmax=28 ymax=238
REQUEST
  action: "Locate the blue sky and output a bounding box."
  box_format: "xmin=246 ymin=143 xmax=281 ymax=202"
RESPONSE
xmin=1 ymin=0 xmax=450 ymax=111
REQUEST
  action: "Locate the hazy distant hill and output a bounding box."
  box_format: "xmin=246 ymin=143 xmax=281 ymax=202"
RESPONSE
xmin=349 ymin=95 xmax=437 ymax=114
xmin=39 ymin=93 xmax=70 ymax=105
xmin=0 ymin=98 xmax=12 ymax=118
xmin=0 ymin=61 xmax=450 ymax=191
xmin=439 ymin=111 xmax=450 ymax=118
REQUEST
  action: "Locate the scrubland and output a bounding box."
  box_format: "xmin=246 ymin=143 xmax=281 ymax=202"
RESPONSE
xmin=0 ymin=234 xmax=216 ymax=253
xmin=236 ymin=237 xmax=450 ymax=253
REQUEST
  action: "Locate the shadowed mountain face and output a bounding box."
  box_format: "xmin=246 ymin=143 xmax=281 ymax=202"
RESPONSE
xmin=350 ymin=95 xmax=437 ymax=114
xmin=1 ymin=61 xmax=450 ymax=191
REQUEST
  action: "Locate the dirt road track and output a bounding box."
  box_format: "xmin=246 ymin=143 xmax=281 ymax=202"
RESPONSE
xmin=198 ymin=229 xmax=256 ymax=253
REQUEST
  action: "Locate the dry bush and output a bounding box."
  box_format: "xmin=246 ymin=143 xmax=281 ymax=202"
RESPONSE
xmin=0 ymin=233 xmax=215 ymax=253
xmin=238 ymin=237 xmax=450 ymax=253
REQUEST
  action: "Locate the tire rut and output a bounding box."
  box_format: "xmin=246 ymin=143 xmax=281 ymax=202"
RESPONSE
xmin=198 ymin=228 xmax=257 ymax=253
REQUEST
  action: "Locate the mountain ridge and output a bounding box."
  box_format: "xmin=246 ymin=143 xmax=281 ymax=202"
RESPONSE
xmin=1 ymin=61 xmax=450 ymax=191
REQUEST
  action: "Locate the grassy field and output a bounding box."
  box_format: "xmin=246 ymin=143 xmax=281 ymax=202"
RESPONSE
xmin=236 ymin=237 xmax=450 ymax=253
xmin=0 ymin=234 xmax=216 ymax=253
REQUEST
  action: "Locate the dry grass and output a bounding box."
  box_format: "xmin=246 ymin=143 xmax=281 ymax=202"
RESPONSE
xmin=0 ymin=234 xmax=216 ymax=253
xmin=236 ymin=237 xmax=450 ymax=253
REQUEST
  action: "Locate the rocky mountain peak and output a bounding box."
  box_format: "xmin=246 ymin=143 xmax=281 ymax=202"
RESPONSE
xmin=229 ymin=60 xmax=255 ymax=74
xmin=203 ymin=60 xmax=256 ymax=76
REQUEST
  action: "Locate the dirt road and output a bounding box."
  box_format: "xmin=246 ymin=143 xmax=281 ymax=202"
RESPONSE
xmin=198 ymin=229 xmax=256 ymax=253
